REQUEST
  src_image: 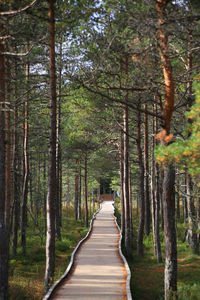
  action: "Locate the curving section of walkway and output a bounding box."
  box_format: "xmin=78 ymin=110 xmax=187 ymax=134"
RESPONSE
xmin=50 ymin=201 xmax=131 ymax=300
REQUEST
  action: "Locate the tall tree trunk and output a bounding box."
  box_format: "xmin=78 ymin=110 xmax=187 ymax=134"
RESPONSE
xmin=123 ymin=102 xmax=132 ymax=257
xmin=0 ymin=20 xmax=9 ymax=300
xmin=55 ymin=41 xmax=62 ymax=241
xmin=119 ymin=128 xmax=125 ymax=237
xmin=162 ymin=165 xmax=177 ymax=299
xmin=184 ymin=22 xmax=198 ymax=254
xmin=12 ymin=53 xmax=20 ymax=256
xmin=84 ymin=152 xmax=88 ymax=227
xmin=44 ymin=0 xmax=57 ymax=293
xmin=156 ymin=1 xmax=177 ymax=298
xmin=144 ymin=104 xmax=150 ymax=236
xmin=183 ymin=175 xmax=188 ymax=224
xmin=75 ymin=159 xmax=79 ymax=220
xmin=78 ymin=164 xmax=82 ymax=220
xmin=5 ymin=58 xmax=11 ymax=233
xmin=186 ymin=174 xmax=198 ymax=254
xmin=176 ymin=172 xmax=180 ymax=219
xmin=128 ymin=162 xmax=133 ymax=239
xmin=21 ymin=42 xmax=30 ymax=255
xmin=151 ymin=104 xmax=162 ymax=263
xmin=136 ymin=101 xmax=145 ymax=257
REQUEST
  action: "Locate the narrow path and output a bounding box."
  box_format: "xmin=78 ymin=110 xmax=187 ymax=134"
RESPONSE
xmin=51 ymin=201 xmax=128 ymax=300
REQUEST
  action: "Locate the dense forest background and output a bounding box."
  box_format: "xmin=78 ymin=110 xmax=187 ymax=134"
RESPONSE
xmin=1 ymin=0 xmax=200 ymax=299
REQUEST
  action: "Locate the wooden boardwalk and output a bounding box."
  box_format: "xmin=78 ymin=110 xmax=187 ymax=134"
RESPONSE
xmin=50 ymin=201 xmax=130 ymax=300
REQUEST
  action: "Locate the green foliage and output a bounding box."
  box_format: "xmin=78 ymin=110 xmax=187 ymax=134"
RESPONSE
xmin=155 ymin=83 xmax=200 ymax=178
xmin=178 ymin=283 xmax=200 ymax=300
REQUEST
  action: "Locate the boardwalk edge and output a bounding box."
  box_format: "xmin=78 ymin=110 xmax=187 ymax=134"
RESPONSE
xmin=42 ymin=203 xmax=102 ymax=300
xmin=113 ymin=204 xmax=132 ymax=300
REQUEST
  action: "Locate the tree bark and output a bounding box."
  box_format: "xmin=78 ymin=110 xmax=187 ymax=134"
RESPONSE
xmin=84 ymin=152 xmax=88 ymax=227
xmin=119 ymin=128 xmax=125 ymax=236
xmin=44 ymin=0 xmax=57 ymax=293
xmin=186 ymin=174 xmax=198 ymax=254
xmin=75 ymin=159 xmax=79 ymax=220
xmin=176 ymin=173 xmax=180 ymax=219
xmin=156 ymin=1 xmax=177 ymax=298
xmin=136 ymin=101 xmax=145 ymax=257
xmin=123 ymin=102 xmax=132 ymax=257
xmin=144 ymin=104 xmax=150 ymax=236
xmin=21 ymin=42 xmax=30 ymax=255
xmin=0 ymin=20 xmax=9 ymax=300
xmin=5 ymin=58 xmax=11 ymax=233
xmin=163 ymin=165 xmax=177 ymax=299
xmin=151 ymin=104 xmax=162 ymax=263
xmin=12 ymin=53 xmax=20 ymax=256
xmin=78 ymin=164 xmax=82 ymax=219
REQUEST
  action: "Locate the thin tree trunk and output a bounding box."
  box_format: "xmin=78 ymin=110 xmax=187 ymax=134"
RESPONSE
xmin=84 ymin=152 xmax=88 ymax=227
xmin=183 ymin=175 xmax=188 ymax=224
xmin=78 ymin=165 xmax=82 ymax=219
xmin=21 ymin=42 xmax=29 ymax=255
xmin=144 ymin=104 xmax=150 ymax=236
xmin=0 ymin=20 xmax=9 ymax=300
xmin=75 ymin=159 xmax=79 ymax=220
xmin=128 ymin=162 xmax=133 ymax=238
xmin=123 ymin=102 xmax=132 ymax=257
xmin=5 ymin=58 xmax=11 ymax=233
xmin=186 ymin=174 xmax=198 ymax=254
xmin=55 ymin=41 xmax=62 ymax=240
xmin=176 ymin=172 xmax=180 ymax=219
xmin=44 ymin=0 xmax=57 ymax=293
xmin=119 ymin=128 xmax=125 ymax=236
xmin=151 ymin=104 xmax=162 ymax=263
xmin=43 ymin=154 xmax=47 ymax=235
xmin=12 ymin=53 xmax=20 ymax=256
xmin=136 ymin=101 xmax=145 ymax=257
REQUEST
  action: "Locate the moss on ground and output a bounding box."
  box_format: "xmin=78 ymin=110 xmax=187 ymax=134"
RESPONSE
xmin=114 ymin=200 xmax=200 ymax=300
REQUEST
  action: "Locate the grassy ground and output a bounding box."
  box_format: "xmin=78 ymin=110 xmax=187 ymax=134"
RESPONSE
xmin=9 ymin=205 xmax=97 ymax=300
xmin=114 ymin=200 xmax=200 ymax=300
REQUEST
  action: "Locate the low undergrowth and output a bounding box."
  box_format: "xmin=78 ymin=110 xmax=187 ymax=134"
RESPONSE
xmin=114 ymin=199 xmax=200 ymax=300
xmin=9 ymin=204 xmax=97 ymax=300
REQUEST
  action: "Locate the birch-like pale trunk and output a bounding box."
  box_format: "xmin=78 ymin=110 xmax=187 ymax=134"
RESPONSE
xmin=44 ymin=0 xmax=57 ymax=293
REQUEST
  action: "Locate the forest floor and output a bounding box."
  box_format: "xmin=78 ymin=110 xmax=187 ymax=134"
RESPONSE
xmin=115 ymin=201 xmax=200 ymax=300
xmin=9 ymin=205 xmax=93 ymax=300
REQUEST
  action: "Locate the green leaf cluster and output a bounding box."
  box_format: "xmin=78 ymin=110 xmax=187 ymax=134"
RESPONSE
xmin=155 ymin=83 xmax=200 ymax=178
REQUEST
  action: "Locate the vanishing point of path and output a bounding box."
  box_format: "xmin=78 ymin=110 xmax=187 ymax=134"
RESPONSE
xmin=51 ymin=201 xmax=129 ymax=300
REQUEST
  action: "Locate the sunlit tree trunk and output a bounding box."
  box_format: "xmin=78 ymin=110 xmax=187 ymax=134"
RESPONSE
xmin=55 ymin=40 xmax=62 ymax=240
xmin=156 ymin=1 xmax=177 ymax=298
xmin=44 ymin=0 xmax=57 ymax=293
